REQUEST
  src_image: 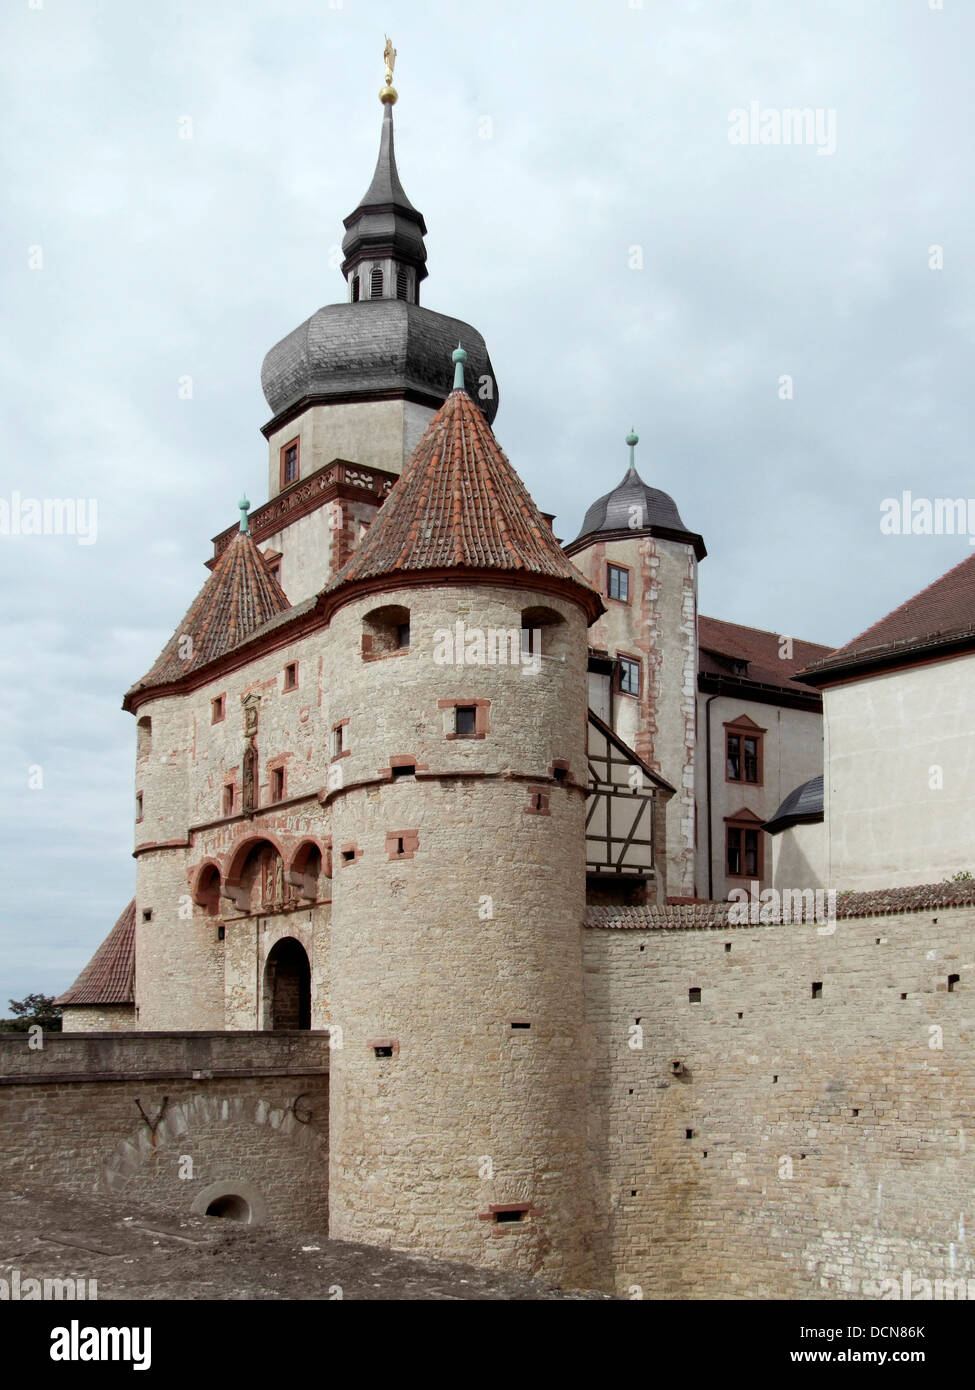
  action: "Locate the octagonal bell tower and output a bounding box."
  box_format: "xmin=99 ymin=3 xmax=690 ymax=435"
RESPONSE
xmin=321 ymin=350 xmax=603 ymax=1286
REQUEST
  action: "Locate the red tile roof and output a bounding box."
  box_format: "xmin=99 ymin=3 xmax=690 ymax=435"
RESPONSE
xmin=55 ymin=900 xmax=136 ymax=1007
xmin=127 ymin=530 xmax=290 ymax=698
xmin=323 ymin=388 xmax=603 ymax=619
xmin=801 ymin=551 xmax=975 ymax=683
xmin=587 ymin=880 xmax=975 ymax=930
xmin=698 ymin=615 xmax=833 ymax=695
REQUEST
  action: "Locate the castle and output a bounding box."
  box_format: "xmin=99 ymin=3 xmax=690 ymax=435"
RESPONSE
xmin=37 ymin=60 xmax=975 ymax=1298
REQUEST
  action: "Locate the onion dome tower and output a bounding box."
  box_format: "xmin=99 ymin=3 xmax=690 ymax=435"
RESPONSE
xmin=259 ymin=56 xmax=498 ymax=511
xmin=565 ymin=432 xmax=705 ymax=899
xmin=321 ymin=346 xmax=600 ymax=1285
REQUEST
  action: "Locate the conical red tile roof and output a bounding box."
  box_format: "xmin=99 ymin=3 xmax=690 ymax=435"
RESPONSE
xmin=127 ymin=529 xmax=290 ymax=698
xmin=323 ymin=387 xmax=602 ymax=619
xmin=55 ymin=900 xmax=136 ymax=1007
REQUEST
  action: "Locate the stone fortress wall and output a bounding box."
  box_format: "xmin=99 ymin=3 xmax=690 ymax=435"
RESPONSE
xmin=585 ymin=901 xmax=975 ymax=1298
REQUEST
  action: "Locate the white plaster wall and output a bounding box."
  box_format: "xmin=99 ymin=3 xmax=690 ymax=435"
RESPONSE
xmin=694 ymin=695 xmax=823 ymax=901
xmin=824 ymin=652 xmax=975 ymax=890
xmin=771 ymin=820 xmax=825 ymax=892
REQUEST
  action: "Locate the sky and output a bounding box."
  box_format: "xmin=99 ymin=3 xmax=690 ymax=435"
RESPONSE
xmin=1 ymin=0 xmax=973 ymax=1004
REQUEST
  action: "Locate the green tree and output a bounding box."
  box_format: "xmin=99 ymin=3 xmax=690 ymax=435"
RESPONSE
xmin=0 ymin=993 xmax=63 ymax=1032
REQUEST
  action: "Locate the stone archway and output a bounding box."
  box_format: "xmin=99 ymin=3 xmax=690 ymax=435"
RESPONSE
xmin=264 ymin=937 xmax=311 ymax=1031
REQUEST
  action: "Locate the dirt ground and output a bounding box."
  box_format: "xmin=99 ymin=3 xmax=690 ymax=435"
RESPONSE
xmin=0 ymin=1182 xmax=609 ymax=1301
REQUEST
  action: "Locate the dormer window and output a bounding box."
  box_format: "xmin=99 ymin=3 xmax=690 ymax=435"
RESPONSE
xmin=370 ymin=265 xmax=384 ymax=298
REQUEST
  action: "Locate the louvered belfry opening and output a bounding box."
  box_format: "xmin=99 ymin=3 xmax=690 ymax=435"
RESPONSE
xmin=370 ymin=265 xmax=384 ymax=298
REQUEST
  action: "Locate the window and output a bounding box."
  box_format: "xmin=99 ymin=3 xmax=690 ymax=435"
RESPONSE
xmin=280 ymin=438 xmax=299 ymax=489
xmin=396 ymin=266 xmax=408 ymax=300
xmin=331 ymin=722 xmax=347 ymax=758
xmin=724 ymin=717 xmax=765 ymax=785
xmin=607 ymin=563 xmax=629 ymax=603
xmin=222 ymin=784 xmax=235 ymax=816
xmin=362 ymin=605 xmax=410 ymax=659
xmin=270 ymin=766 xmax=285 ymax=802
xmin=391 ymin=763 xmax=415 ymax=779
xmin=370 ymin=265 xmax=383 ymax=298
xmin=617 ymin=656 xmax=641 ymax=697
xmin=136 ymin=716 xmax=152 ymax=759
xmin=440 ymin=698 xmax=490 ymax=739
xmin=351 ymin=275 xmax=360 ymax=303
xmin=211 ymin=695 xmax=225 ymax=724
xmin=135 ymin=791 xmax=143 ymax=821
xmin=386 ymin=830 xmax=419 ymax=860
xmin=283 ymin=662 xmax=298 ymax=691
xmin=726 ymin=823 xmax=762 ymax=878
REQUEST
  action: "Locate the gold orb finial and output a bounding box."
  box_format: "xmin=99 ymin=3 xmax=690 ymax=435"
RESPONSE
xmin=380 ymin=35 xmax=398 ymax=104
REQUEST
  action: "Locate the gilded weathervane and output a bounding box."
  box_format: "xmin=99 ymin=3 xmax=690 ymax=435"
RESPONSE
xmin=380 ymin=36 xmax=398 ymax=104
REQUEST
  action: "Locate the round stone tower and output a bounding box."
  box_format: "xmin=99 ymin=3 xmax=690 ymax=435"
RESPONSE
xmin=321 ymin=351 xmax=603 ymax=1285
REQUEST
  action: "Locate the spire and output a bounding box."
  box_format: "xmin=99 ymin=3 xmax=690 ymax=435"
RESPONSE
xmin=238 ymin=494 xmax=250 ymax=534
xmin=625 ymin=429 xmax=639 ymax=471
xmin=341 ymin=49 xmax=428 ymax=302
xmin=452 ymin=343 xmax=467 ymax=391
xmin=322 ymin=352 xmax=603 ymax=621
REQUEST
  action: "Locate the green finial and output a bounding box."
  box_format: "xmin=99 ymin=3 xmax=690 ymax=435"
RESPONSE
xmin=238 ymin=494 xmax=251 ymax=534
xmin=452 ymin=342 xmax=467 ymax=391
xmin=626 ymin=428 xmax=639 ymax=468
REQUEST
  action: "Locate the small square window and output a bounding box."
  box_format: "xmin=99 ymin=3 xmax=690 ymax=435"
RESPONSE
xmin=607 ymin=563 xmax=629 ymax=602
xmin=391 ymin=763 xmax=414 ymax=779
xmin=142 ymin=909 xmax=152 ymax=923
xmin=211 ymin=695 xmax=225 ymax=724
xmin=455 ymin=706 xmax=477 ymax=736
xmin=283 ymin=662 xmax=298 ymax=690
xmin=270 ymin=767 xmax=285 ymax=802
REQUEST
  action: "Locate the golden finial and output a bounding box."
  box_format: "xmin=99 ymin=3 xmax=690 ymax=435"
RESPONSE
xmin=380 ymin=36 xmax=398 ymax=104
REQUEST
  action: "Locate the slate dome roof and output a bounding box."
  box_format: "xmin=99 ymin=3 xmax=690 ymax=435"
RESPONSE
xmin=568 ymin=464 xmax=706 ymax=559
xmin=260 ymin=300 xmax=499 ymax=425
xmin=764 ymin=775 xmax=824 ymax=835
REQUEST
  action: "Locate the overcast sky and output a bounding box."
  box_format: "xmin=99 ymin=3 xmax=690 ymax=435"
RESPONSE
xmin=2 ymin=0 xmax=973 ymax=1005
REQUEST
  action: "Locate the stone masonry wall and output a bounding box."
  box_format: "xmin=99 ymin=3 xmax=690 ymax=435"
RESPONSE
xmin=585 ymin=905 xmax=975 ymax=1298
xmin=0 ymin=1033 xmax=329 ymax=1237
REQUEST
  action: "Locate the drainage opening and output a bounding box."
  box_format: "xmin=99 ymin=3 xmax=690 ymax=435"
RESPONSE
xmin=205 ymin=1193 xmax=250 ymax=1222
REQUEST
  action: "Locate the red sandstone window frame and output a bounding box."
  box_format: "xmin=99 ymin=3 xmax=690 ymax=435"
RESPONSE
xmin=279 ymin=437 xmax=300 ymax=490
xmin=211 ymin=694 xmax=226 ymax=724
xmin=283 ymin=661 xmax=299 ymax=692
xmin=606 ymin=561 xmax=631 ymax=604
xmin=724 ymin=716 xmax=765 ymax=786
xmin=331 ymin=719 xmax=349 ymax=760
xmin=725 ymin=818 xmax=764 ymax=880
xmin=268 ymin=762 xmax=287 ymax=803
xmin=439 ymin=698 xmax=491 ymax=740
xmin=386 ymin=829 xmax=420 ymax=860
xmin=615 ymin=653 xmax=642 ymax=698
